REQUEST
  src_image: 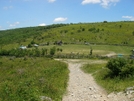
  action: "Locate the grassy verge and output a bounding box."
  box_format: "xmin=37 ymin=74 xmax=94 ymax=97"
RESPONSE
xmin=0 ymin=57 xmax=69 ymax=101
xmin=81 ymin=61 xmax=134 ymax=93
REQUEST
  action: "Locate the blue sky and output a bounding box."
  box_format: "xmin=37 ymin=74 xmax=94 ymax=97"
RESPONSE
xmin=0 ymin=0 xmax=134 ymax=30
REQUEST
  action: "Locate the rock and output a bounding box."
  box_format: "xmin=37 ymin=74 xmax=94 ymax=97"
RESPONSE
xmin=126 ymin=87 xmax=134 ymax=91
xmin=89 ymin=87 xmax=93 ymax=90
xmin=125 ymin=86 xmax=134 ymax=95
xmin=40 ymin=96 xmax=52 ymax=101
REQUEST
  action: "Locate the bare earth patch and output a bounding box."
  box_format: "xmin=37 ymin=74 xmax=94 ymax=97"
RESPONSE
xmin=57 ymin=59 xmax=132 ymax=101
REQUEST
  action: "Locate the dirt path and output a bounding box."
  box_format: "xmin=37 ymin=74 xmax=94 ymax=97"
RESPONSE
xmin=59 ymin=59 xmax=132 ymax=101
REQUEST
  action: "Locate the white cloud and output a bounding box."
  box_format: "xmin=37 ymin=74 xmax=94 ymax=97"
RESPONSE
xmin=101 ymin=0 xmax=120 ymax=8
xmin=39 ymin=23 xmax=46 ymax=26
xmin=48 ymin=0 xmax=56 ymax=3
xmin=54 ymin=17 xmax=68 ymax=22
xmin=10 ymin=22 xmax=20 ymax=27
xmin=122 ymin=16 xmax=133 ymax=19
xmin=3 ymin=6 xmax=13 ymax=10
xmin=82 ymin=0 xmax=120 ymax=8
xmin=16 ymin=22 xmax=20 ymax=24
xmin=82 ymin=0 xmax=101 ymax=5
xmin=122 ymin=16 xmax=134 ymax=21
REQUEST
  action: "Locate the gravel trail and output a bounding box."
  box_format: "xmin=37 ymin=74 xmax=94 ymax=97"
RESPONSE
xmin=61 ymin=59 xmax=132 ymax=101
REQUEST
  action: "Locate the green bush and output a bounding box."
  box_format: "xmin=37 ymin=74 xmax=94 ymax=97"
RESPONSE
xmin=50 ymin=47 xmax=56 ymax=56
xmin=106 ymin=58 xmax=134 ymax=78
xmin=120 ymin=64 xmax=134 ymax=78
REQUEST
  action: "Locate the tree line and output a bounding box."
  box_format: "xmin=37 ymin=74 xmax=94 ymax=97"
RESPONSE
xmin=0 ymin=47 xmax=61 ymax=58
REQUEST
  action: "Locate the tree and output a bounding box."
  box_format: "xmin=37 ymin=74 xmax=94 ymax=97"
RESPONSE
xmin=82 ymin=28 xmax=85 ymax=31
xmin=103 ymin=21 xmax=108 ymax=23
xmin=31 ymin=40 xmax=36 ymax=44
xmin=50 ymin=47 xmax=56 ymax=56
xmin=42 ymin=48 xmax=47 ymax=56
xmin=27 ymin=44 xmax=32 ymax=48
xmin=119 ymin=25 xmax=122 ymax=28
xmin=90 ymin=47 xmax=93 ymax=55
xmin=46 ymin=42 xmax=49 ymax=46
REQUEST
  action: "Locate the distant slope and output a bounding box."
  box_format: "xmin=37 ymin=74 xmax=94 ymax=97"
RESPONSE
xmin=0 ymin=24 xmax=67 ymax=45
xmin=0 ymin=21 xmax=134 ymax=48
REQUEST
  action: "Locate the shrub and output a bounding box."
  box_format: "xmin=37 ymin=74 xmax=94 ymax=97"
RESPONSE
xmin=27 ymin=44 xmax=32 ymax=48
xmin=106 ymin=58 xmax=134 ymax=78
xmin=50 ymin=47 xmax=56 ymax=56
xmin=120 ymin=64 xmax=134 ymax=77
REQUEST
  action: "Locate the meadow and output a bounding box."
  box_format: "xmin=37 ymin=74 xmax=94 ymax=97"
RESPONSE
xmin=0 ymin=57 xmax=69 ymax=101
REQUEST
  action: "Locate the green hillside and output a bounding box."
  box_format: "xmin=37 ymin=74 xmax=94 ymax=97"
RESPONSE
xmin=0 ymin=21 xmax=134 ymax=100
xmin=0 ymin=21 xmax=134 ymax=49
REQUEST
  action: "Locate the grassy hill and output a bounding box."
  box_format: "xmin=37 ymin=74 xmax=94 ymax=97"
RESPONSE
xmin=0 ymin=21 xmax=134 ymax=49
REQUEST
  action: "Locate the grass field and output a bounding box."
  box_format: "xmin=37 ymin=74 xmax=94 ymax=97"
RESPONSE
xmin=0 ymin=57 xmax=69 ymax=101
xmin=81 ymin=62 xmax=134 ymax=93
xmin=52 ymin=44 xmax=133 ymax=56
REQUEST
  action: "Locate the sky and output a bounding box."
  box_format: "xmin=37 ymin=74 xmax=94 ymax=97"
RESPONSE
xmin=0 ymin=0 xmax=134 ymax=30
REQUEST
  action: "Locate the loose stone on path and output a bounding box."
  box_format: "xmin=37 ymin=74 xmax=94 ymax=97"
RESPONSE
xmin=61 ymin=59 xmax=132 ymax=101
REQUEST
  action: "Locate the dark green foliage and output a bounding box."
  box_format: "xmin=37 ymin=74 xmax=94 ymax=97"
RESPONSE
xmin=106 ymin=58 xmax=127 ymax=76
xmin=28 ymin=44 xmax=32 ymax=48
xmin=88 ymin=27 xmax=96 ymax=32
xmin=106 ymin=58 xmax=134 ymax=78
xmin=103 ymin=21 xmax=108 ymax=23
xmin=0 ymin=48 xmax=48 ymax=57
xmin=90 ymin=47 xmax=93 ymax=55
xmin=88 ymin=27 xmax=100 ymax=33
xmin=41 ymin=48 xmax=48 ymax=56
xmin=31 ymin=40 xmax=36 ymax=44
xmin=50 ymin=47 xmax=56 ymax=56
xmin=46 ymin=42 xmax=49 ymax=45
xmin=81 ymin=28 xmax=85 ymax=31
xmin=120 ymin=64 xmax=134 ymax=77
xmin=64 ymin=30 xmax=68 ymax=33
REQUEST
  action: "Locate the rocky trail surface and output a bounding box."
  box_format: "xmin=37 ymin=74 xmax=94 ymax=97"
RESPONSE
xmin=58 ymin=59 xmax=134 ymax=101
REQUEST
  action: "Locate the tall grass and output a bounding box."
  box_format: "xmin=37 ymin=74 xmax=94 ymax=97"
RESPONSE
xmin=81 ymin=62 xmax=134 ymax=93
xmin=0 ymin=57 xmax=69 ymax=101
